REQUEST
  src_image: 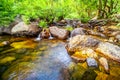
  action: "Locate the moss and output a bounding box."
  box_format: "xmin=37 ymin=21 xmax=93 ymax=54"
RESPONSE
xmin=0 ymin=56 xmax=15 ymax=64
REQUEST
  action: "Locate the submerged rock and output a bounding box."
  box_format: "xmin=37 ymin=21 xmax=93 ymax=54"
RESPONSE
xmin=99 ymin=57 xmax=109 ymax=73
xmin=2 ymin=62 xmax=35 ymax=80
xmin=70 ymin=28 xmax=87 ymax=37
xmin=0 ymin=41 xmax=10 ymax=47
xmin=10 ymin=40 xmax=37 ymax=49
xmin=96 ymin=42 xmax=120 ymax=62
xmin=86 ymin=58 xmax=98 ymax=67
xmin=81 ymin=69 xmax=97 ymax=80
xmin=49 ymin=26 xmax=69 ymax=39
xmin=69 ymin=64 xmax=87 ymax=80
xmin=2 ymin=41 xmax=10 ymax=45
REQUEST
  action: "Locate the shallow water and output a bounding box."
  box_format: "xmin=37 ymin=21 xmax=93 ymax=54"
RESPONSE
xmin=0 ymin=36 xmax=120 ymax=80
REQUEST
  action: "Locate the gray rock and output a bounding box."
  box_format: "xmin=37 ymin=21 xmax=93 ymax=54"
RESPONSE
xmin=11 ymin=22 xmax=41 ymax=36
xmin=71 ymin=28 xmax=87 ymax=37
xmin=96 ymin=42 xmax=120 ymax=62
xmin=86 ymin=58 xmax=98 ymax=67
xmin=11 ymin=22 xmax=29 ymax=34
xmin=2 ymin=41 xmax=10 ymax=46
xmin=0 ymin=27 xmax=11 ymax=35
xmin=49 ymin=26 xmax=69 ymax=39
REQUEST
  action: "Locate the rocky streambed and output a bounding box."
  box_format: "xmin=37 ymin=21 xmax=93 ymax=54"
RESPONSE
xmin=0 ymin=20 xmax=120 ymax=80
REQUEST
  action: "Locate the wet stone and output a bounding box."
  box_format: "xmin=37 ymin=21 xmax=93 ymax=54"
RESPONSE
xmin=86 ymin=58 xmax=98 ymax=67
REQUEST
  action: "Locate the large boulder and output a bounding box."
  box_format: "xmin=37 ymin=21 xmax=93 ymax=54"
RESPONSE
xmin=11 ymin=22 xmax=29 ymax=34
xmin=67 ymin=35 xmax=100 ymax=52
xmin=70 ymin=28 xmax=87 ymax=37
xmin=96 ymin=42 xmax=120 ymax=62
xmin=49 ymin=26 xmax=69 ymax=39
xmin=11 ymin=22 xmax=40 ymax=36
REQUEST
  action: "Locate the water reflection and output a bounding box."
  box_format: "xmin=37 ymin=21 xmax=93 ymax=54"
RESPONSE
xmin=0 ymin=39 xmax=72 ymax=80
xmin=1 ymin=36 xmax=120 ymax=80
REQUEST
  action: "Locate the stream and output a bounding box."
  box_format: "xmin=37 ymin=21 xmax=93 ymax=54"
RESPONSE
xmin=0 ymin=36 xmax=120 ymax=80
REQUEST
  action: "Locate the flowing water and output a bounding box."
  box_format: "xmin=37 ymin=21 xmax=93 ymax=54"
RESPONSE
xmin=0 ymin=36 xmax=120 ymax=80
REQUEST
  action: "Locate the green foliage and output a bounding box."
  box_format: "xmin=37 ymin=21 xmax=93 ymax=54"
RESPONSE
xmin=117 ymin=23 xmax=120 ymax=27
xmin=0 ymin=0 xmax=120 ymax=26
xmin=38 ymin=20 xmax=48 ymax=28
xmin=0 ymin=0 xmax=17 ymax=26
xmin=65 ymin=26 xmax=74 ymax=31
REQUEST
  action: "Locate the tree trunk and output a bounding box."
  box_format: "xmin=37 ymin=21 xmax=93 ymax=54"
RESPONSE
xmin=98 ymin=0 xmax=103 ymax=18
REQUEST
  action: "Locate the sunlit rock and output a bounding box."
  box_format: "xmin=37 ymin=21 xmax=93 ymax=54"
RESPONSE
xmin=10 ymin=40 xmax=37 ymax=49
xmin=11 ymin=22 xmax=41 ymax=36
xmin=99 ymin=57 xmax=109 ymax=73
xmin=11 ymin=22 xmax=29 ymax=34
xmin=49 ymin=26 xmax=69 ymax=39
xmin=96 ymin=42 xmax=120 ymax=62
xmin=71 ymin=48 xmax=98 ymax=63
xmin=0 ymin=56 xmax=15 ymax=64
xmin=39 ymin=46 xmax=47 ymax=51
xmin=67 ymin=35 xmax=100 ymax=52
